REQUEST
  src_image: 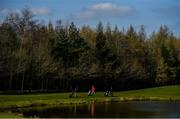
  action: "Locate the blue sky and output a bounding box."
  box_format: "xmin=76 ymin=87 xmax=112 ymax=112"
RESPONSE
xmin=0 ymin=0 xmax=180 ymax=36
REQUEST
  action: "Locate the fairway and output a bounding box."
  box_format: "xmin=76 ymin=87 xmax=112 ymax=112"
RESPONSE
xmin=0 ymin=85 xmax=180 ymax=109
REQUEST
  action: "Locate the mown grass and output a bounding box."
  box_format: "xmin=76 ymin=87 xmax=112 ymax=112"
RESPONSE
xmin=0 ymin=85 xmax=180 ymax=109
xmin=0 ymin=112 xmax=23 ymax=118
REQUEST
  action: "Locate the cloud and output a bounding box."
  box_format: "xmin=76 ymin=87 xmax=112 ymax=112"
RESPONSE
xmin=30 ymin=8 xmax=52 ymax=16
xmin=71 ymin=2 xmax=134 ymax=20
xmin=0 ymin=7 xmax=52 ymax=16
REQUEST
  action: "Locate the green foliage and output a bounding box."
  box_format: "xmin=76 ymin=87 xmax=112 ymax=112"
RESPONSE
xmin=52 ymin=22 xmax=88 ymax=68
xmin=95 ymin=22 xmax=110 ymax=71
xmin=155 ymin=49 xmax=169 ymax=85
xmin=0 ymin=23 xmax=20 ymax=89
xmin=0 ymin=9 xmax=179 ymax=91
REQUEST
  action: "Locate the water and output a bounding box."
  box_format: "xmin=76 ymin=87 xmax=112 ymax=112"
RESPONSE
xmin=22 ymin=101 xmax=180 ymax=118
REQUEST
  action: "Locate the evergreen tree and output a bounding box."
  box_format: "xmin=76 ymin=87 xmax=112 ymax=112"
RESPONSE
xmin=95 ymin=22 xmax=109 ymax=69
xmin=155 ymin=49 xmax=169 ymax=85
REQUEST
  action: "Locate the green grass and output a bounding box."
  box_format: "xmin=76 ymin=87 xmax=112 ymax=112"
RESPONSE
xmin=0 ymin=112 xmax=23 ymax=118
xmin=0 ymin=85 xmax=180 ymax=109
xmin=117 ymin=85 xmax=180 ymax=99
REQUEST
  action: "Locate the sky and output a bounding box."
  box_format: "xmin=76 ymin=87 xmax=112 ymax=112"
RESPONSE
xmin=0 ymin=0 xmax=180 ymax=36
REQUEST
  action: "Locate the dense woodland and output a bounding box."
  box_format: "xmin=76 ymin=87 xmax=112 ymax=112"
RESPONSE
xmin=0 ymin=9 xmax=180 ymax=91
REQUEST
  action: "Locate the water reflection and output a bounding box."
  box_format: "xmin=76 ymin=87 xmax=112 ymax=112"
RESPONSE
xmin=22 ymin=101 xmax=180 ymax=118
xmin=88 ymin=103 xmax=95 ymax=116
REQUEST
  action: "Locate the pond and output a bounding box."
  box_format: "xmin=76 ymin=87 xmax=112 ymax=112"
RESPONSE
xmin=15 ymin=101 xmax=180 ymax=118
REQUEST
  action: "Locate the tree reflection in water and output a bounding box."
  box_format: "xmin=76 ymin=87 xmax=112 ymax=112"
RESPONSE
xmin=88 ymin=103 xmax=95 ymax=116
xmin=21 ymin=102 xmax=180 ymax=118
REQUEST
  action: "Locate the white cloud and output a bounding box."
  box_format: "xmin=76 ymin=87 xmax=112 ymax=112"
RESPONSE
xmin=0 ymin=7 xmax=52 ymax=16
xmin=72 ymin=2 xmax=134 ymax=20
xmin=30 ymin=8 xmax=52 ymax=16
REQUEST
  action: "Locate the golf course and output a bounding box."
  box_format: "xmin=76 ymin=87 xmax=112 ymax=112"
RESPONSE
xmin=1 ymin=0 xmax=180 ymax=117
xmin=0 ymin=85 xmax=180 ymax=109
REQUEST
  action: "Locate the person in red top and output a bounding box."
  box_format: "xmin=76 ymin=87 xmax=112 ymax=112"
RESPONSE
xmin=91 ymin=85 xmax=96 ymax=94
xmin=88 ymin=85 xmax=96 ymax=96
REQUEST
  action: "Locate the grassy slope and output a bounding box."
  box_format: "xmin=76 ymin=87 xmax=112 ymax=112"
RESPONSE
xmin=0 ymin=112 xmax=23 ymax=118
xmin=0 ymin=85 xmax=180 ymax=109
xmin=117 ymin=85 xmax=180 ymax=99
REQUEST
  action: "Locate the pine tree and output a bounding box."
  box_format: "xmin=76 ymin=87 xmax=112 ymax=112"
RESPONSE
xmin=155 ymin=49 xmax=169 ymax=85
xmin=96 ymin=22 xmax=109 ymax=68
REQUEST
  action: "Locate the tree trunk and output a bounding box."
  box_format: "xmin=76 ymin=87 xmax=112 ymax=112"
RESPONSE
xmin=45 ymin=78 xmax=48 ymax=91
xmin=9 ymin=66 xmax=13 ymax=90
xmin=41 ymin=78 xmax=44 ymax=91
xmin=21 ymin=72 xmax=25 ymax=91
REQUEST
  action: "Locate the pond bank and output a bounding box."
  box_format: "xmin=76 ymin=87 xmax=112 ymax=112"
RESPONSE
xmin=0 ymin=96 xmax=179 ymax=113
xmin=0 ymin=85 xmax=180 ymax=110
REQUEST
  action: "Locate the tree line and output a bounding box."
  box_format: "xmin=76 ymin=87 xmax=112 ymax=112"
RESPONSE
xmin=0 ymin=8 xmax=180 ymax=91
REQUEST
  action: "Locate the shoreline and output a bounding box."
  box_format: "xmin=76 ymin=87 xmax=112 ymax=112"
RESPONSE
xmin=0 ymin=85 xmax=180 ymax=110
xmin=0 ymin=96 xmax=180 ymax=110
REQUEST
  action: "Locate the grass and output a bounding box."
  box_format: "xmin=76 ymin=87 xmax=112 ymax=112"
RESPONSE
xmin=0 ymin=85 xmax=180 ymax=110
xmin=0 ymin=112 xmax=23 ymax=118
